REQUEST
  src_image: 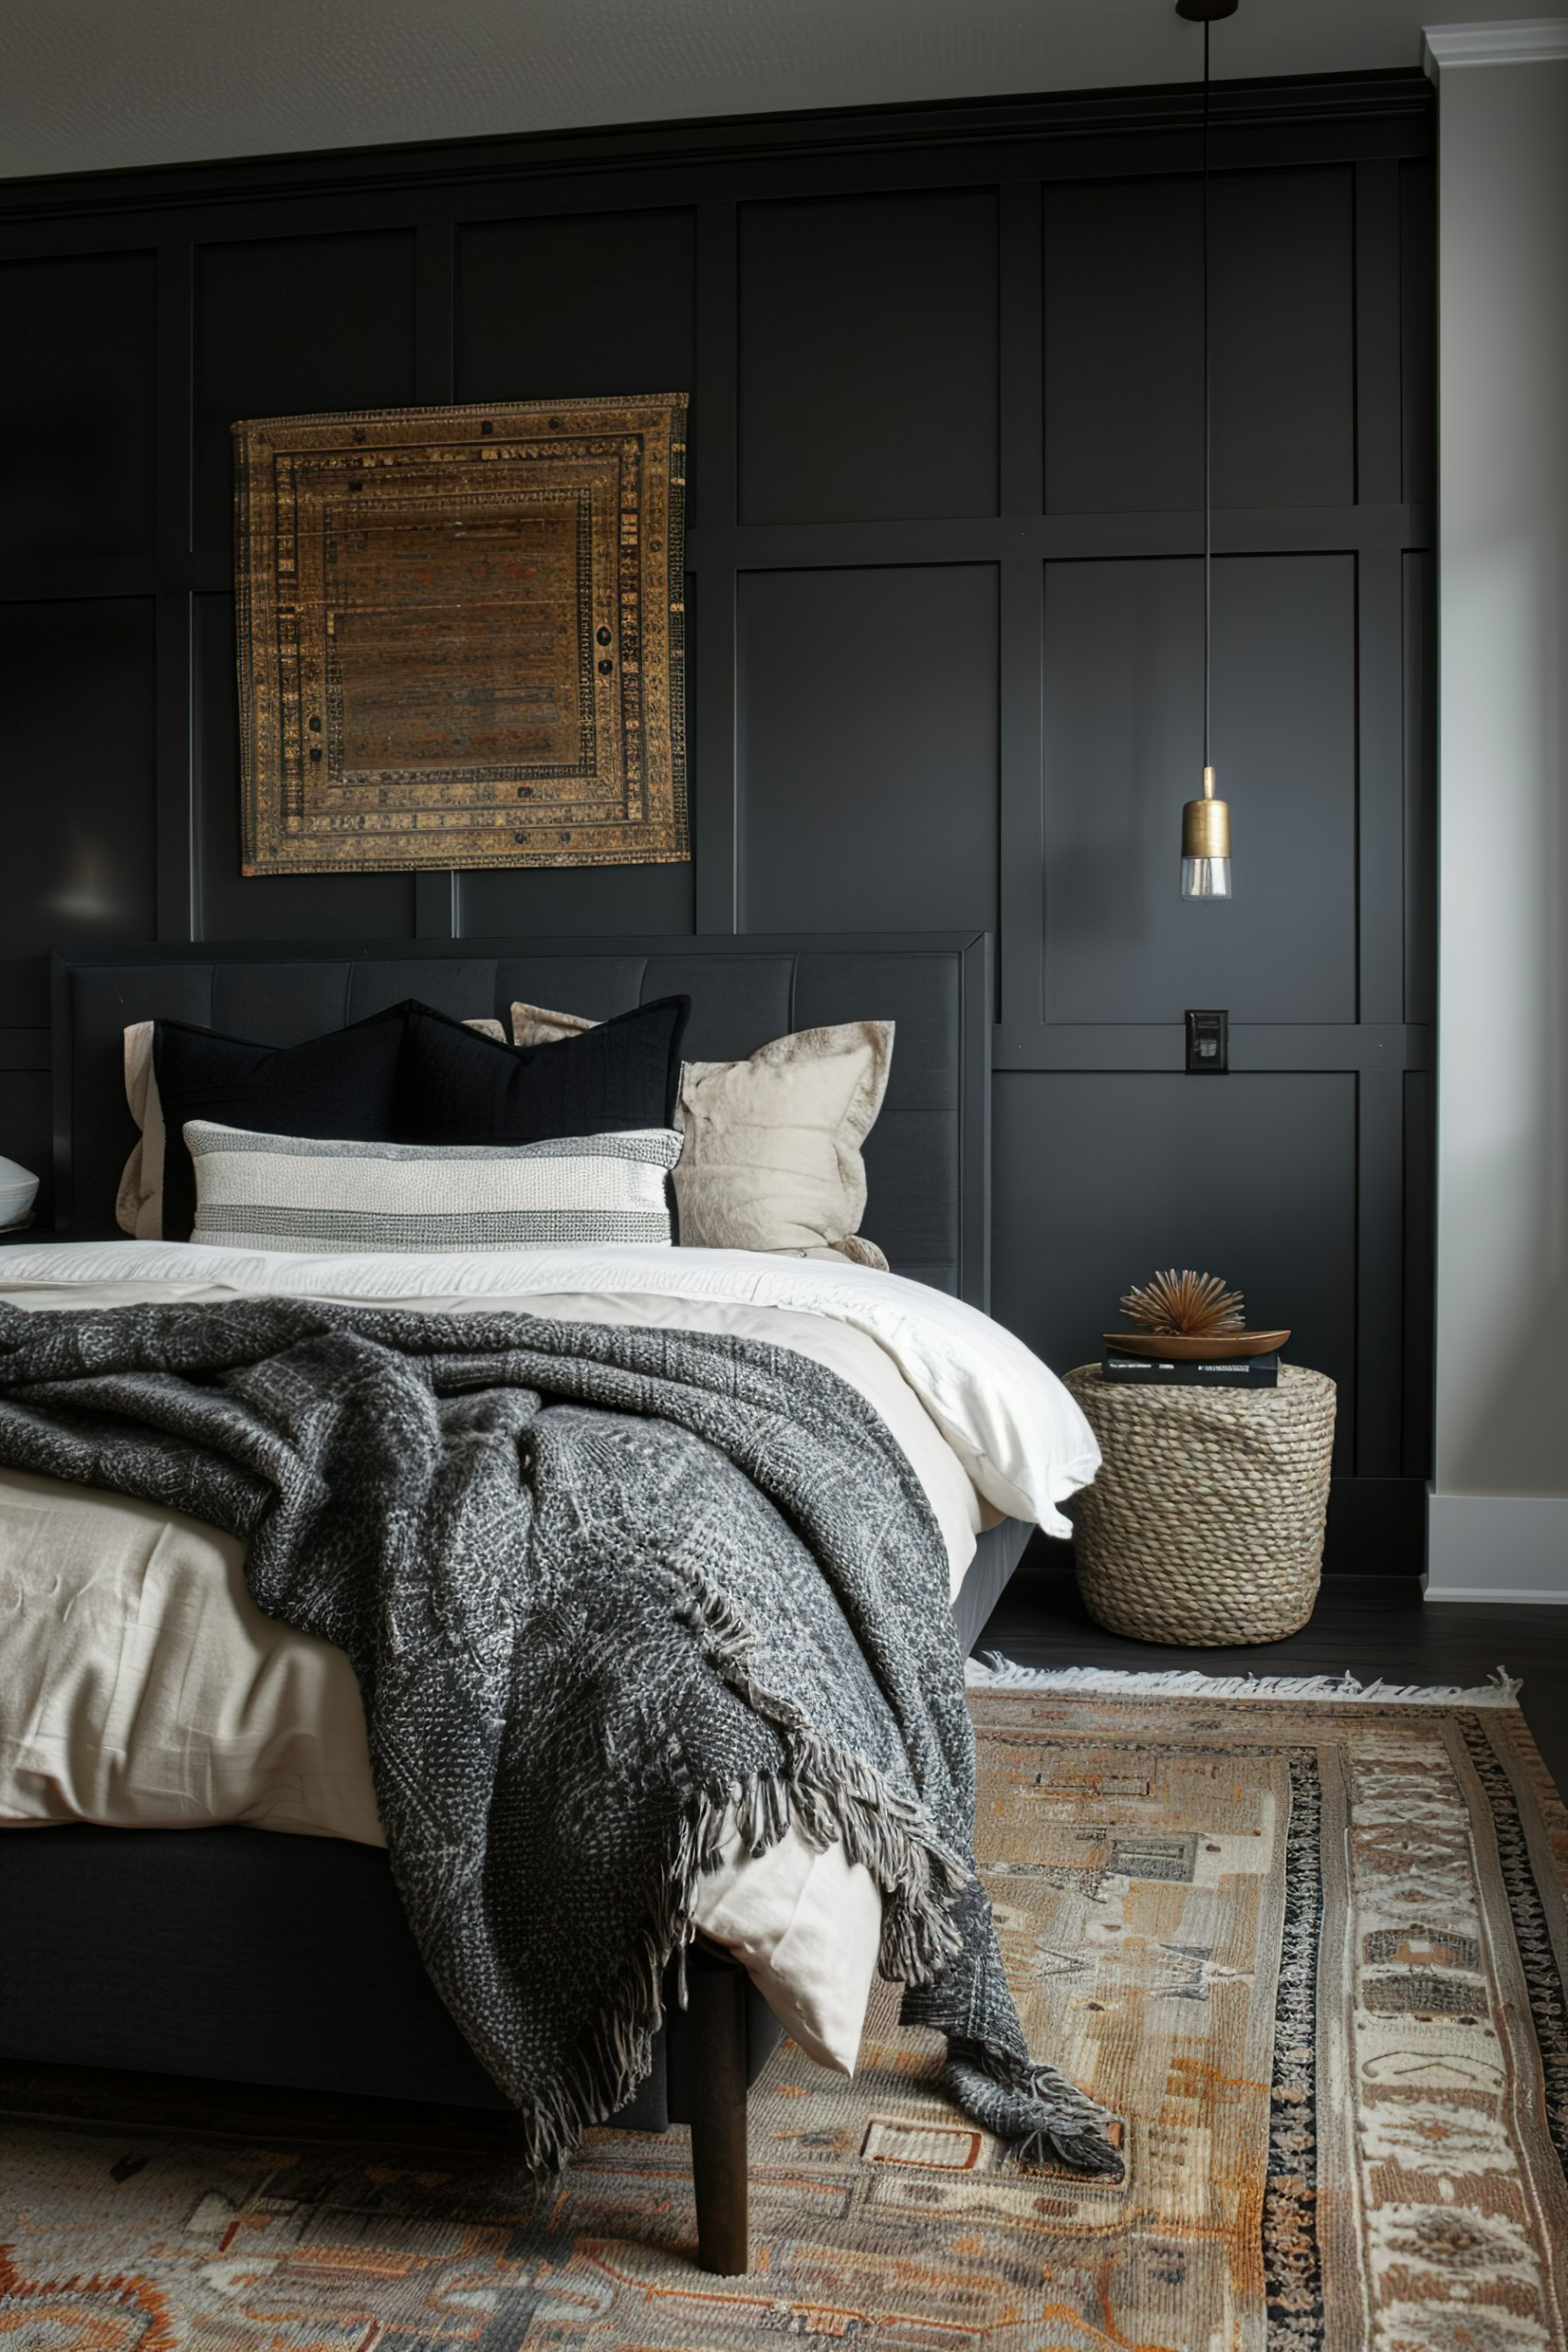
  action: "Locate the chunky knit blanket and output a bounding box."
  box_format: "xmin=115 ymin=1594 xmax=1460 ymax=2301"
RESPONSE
xmin=0 ymin=1298 xmax=1121 ymax=2177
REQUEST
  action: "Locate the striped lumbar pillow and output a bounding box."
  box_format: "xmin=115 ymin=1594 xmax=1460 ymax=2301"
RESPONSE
xmin=186 ymin=1121 xmax=682 ymax=1254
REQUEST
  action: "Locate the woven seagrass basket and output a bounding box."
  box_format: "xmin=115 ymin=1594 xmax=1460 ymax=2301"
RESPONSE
xmin=1063 ymin=1363 xmax=1337 ymax=1645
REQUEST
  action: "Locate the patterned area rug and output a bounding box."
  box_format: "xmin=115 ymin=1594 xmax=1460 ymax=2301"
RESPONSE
xmin=4 ymin=1672 xmax=1567 ymax=2350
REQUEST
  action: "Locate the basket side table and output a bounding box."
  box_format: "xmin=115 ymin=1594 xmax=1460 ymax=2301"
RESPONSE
xmin=1063 ymin=1363 xmax=1337 ymax=1645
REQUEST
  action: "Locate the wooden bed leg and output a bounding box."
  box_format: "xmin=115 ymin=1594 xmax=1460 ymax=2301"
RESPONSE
xmin=685 ymin=1955 xmax=750 ymax=2275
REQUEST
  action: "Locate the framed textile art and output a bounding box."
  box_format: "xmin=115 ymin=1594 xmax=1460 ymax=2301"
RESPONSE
xmin=232 ymin=395 xmax=689 ymax=875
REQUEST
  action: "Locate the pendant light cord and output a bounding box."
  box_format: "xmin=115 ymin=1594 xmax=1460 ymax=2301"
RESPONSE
xmin=1213 ymin=18 xmax=1222 ymax=771
xmin=1201 ymin=15 xmax=1212 ymax=773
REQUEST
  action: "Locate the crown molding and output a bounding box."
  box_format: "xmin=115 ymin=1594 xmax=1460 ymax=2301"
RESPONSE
xmin=0 ymin=69 xmax=1433 ymax=227
xmin=1423 ymin=17 xmax=1568 ymax=74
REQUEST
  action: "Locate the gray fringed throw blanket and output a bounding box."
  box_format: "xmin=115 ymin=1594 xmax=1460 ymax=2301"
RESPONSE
xmin=0 ymin=1297 xmax=1121 ymax=2178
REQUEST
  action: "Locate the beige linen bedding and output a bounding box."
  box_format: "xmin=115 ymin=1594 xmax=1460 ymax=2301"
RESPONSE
xmin=0 ymin=1280 xmax=983 ymax=2075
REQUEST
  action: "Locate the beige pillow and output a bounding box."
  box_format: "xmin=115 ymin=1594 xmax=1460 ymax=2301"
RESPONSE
xmin=506 ymin=1003 xmax=598 ymax=1046
xmin=116 ymin=1016 xmax=509 ymax=1239
xmin=510 ymin=1002 xmax=893 ymax=1266
xmin=117 ymin=1023 xmax=164 ymax=1239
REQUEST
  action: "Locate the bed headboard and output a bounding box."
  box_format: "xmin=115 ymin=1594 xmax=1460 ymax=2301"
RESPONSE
xmin=51 ymin=932 xmax=992 ymax=1308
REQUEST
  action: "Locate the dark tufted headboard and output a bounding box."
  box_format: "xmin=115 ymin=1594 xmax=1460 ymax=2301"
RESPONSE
xmin=51 ymin=933 xmax=992 ymax=1308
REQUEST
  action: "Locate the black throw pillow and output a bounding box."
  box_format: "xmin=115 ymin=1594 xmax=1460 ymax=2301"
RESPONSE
xmin=396 ymin=996 xmax=691 ymax=1148
xmin=153 ymin=1003 xmax=408 ymax=1241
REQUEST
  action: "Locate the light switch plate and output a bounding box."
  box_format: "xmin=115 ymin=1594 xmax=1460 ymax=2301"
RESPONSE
xmin=1185 ymin=1008 xmax=1228 ymax=1074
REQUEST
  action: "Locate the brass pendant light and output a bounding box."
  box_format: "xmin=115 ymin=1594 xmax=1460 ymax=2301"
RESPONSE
xmin=1177 ymin=0 xmax=1236 ymax=900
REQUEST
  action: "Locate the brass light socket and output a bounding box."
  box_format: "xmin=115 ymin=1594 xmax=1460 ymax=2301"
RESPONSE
xmin=1182 ymin=787 xmax=1231 ymax=860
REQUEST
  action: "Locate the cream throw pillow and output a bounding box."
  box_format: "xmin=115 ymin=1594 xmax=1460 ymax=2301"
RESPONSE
xmin=116 ymin=1016 xmax=508 ymax=1239
xmin=117 ymin=1023 xmax=165 ymax=1239
xmin=510 ymin=1002 xmax=893 ymax=1266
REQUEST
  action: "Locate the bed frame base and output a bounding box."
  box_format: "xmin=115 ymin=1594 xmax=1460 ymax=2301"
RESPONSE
xmin=0 ymin=1540 xmax=1033 ymax=2276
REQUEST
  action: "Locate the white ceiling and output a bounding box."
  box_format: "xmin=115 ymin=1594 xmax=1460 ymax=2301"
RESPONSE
xmin=1 ymin=0 xmax=1560 ymax=183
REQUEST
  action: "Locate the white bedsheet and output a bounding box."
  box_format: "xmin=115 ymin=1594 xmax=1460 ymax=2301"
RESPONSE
xmin=0 ymin=1242 xmax=1098 ymax=2075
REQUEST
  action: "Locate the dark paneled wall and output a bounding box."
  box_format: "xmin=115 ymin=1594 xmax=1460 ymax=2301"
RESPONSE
xmin=0 ymin=74 xmax=1436 ymax=1568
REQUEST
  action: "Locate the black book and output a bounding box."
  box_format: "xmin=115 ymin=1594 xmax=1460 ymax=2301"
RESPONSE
xmin=1100 ymin=1347 xmax=1280 ymax=1389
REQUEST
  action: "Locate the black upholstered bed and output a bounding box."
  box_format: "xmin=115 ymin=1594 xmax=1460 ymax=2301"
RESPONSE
xmin=2 ymin=930 xmax=1032 ymax=2272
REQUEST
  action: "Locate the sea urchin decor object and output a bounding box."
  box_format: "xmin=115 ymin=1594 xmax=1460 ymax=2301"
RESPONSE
xmin=1106 ymin=1271 xmax=1290 ymax=1364
xmin=1119 ymin=1268 xmax=1246 ymax=1337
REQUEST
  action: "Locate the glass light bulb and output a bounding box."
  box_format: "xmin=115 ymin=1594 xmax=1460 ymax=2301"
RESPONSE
xmin=1181 ymin=854 xmax=1232 ymax=900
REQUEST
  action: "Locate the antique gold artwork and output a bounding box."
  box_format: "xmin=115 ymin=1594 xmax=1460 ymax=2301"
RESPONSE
xmin=233 ymin=395 xmax=688 ymax=875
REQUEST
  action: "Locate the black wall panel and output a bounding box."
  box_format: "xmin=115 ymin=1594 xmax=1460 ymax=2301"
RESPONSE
xmin=459 ymin=857 xmax=694 ymax=940
xmin=456 ymin=209 xmax=695 ymax=419
xmin=994 ymin=1070 xmax=1359 ymax=1467
xmin=0 ymin=599 xmax=157 ymax=1024
xmin=1044 ymin=178 xmax=1203 ymax=515
xmin=738 ymin=566 xmax=998 ymax=935
xmin=1212 ymin=166 xmax=1355 ymax=511
xmin=738 ymin=189 xmax=999 ymax=525
xmin=1046 ymin=167 xmax=1357 ymax=518
xmin=0 ymin=253 xmax=157 ymax=560
xmin=1042 ymin=554 xmax=1357 ymax=1023
xmin=194 ymin=231 xmax=419 ymax=552
xmin=0 ymin=75 xmax=1436 ymax=1567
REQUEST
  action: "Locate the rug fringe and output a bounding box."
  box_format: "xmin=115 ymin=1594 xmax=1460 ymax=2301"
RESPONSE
xmin=964 ymin=1655 xmax=1522 ymax=1706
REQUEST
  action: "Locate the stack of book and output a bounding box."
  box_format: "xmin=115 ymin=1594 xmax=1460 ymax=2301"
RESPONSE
xmin=1100 ymin=1345 xmax=1280 ymax=1390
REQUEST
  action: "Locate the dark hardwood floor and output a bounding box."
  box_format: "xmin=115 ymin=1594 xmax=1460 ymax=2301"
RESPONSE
xmin=976 ymin=1549 xmax=1568 ymax=1795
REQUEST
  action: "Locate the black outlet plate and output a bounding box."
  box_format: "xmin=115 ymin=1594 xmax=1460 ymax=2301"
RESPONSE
xmin=1185 ymin=1008 xmax=1228 ymax=1073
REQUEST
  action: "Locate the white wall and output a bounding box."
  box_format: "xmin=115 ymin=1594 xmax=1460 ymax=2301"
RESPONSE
xmin=1425 ymin=23 xmax=1568 ymax=1599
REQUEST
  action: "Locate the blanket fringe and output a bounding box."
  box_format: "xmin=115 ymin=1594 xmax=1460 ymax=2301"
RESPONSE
xmin=484 ymin=1781 xmax=716 ymax=2178
xmin=671 ymin=1564 xmax=1122 ymax=2177
xmin=495 ymin=1572 xmax=980 ymax=2177
xmin=677 ymin=1561 xmax=973 ymax=1988
xmin=491 ymin=1753 xmax=969 ymax=2178
xmin=943 ymin=2041 xmax=1123 ymax=2181
xmin=964 ymin=1655 xmax=1522 ymax=1707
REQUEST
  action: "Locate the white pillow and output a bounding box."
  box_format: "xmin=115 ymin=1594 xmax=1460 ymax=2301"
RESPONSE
xmin=116 ymin=1017 xmax=509 ymax=1240
xmin=510 ymin=1004 xmax=893 ymax=1267
xmin=186 ymin=1121 xmax=682 ymax=1254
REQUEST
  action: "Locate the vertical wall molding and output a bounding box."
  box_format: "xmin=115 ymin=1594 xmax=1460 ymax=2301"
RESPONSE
xmin=414 ymin=219 xmax=460 ymax=936
xmin=153 ymin=592 xmax=196 ymax=944
xmin=154 ymin=243 xmax=197 ymax=942
xmin=414 ymin=873 xmax=460 ymax=939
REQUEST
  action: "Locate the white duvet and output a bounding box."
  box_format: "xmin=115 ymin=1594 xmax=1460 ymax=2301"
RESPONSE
xmin=0 ymin=1239 xmax=1098 ymax=2075
xmin=0 ymin=1239 xmax=1098 ymax=1531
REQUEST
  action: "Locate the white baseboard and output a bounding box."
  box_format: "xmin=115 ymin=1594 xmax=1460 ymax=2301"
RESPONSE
xmin=1423 ymin=1589 xmax=1568 ymax=1604
xmin=1425 ymin=1492 xmax=1568 ymax=1602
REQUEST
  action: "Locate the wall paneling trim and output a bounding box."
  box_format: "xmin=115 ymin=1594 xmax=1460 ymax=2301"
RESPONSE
xmin=0 ymin=73 xmax=1436 ymax=1570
